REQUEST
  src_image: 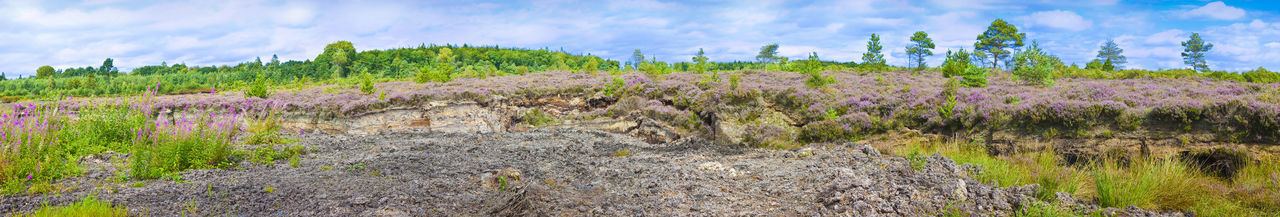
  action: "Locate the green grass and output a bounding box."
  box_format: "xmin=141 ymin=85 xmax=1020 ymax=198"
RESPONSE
xmin=888 ymin=140 xmax=1280 ymax=216
xmin=15 ymin=195 xmax=129 ymax=217
xmin=1015 ymin=200 xmax=1081 ymax=217
xmin=248 ymin=145 xmax=306 ymax=166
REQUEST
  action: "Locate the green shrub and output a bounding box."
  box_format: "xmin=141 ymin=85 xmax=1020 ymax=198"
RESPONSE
xmin=359 ymin=72 xmax=375 ymax=95
xmin=958 ymin=65 xmax=988 ymax=87
xmin=245 ymin=72 xmax=271 ymax=98
xmin=1243 ymin=67 xmax=1280 ymax=83
xmin=1011 ymin=47 xmax=1058 ymax=87
xmin=941 ymin=49 xmax=971 ymax=78
xmin=601 ymin=76 xmax=626 ymax=97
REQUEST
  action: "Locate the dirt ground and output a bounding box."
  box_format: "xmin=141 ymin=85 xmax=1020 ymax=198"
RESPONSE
xmin=4 ymin=126 xmax=1191 ymax=216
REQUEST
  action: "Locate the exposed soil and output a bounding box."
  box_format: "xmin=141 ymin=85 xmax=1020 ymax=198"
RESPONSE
xmin=2 ymin=126 xmax=1191 ymax=216
xmin=1 ymin=93 xmax=1209 ymax=216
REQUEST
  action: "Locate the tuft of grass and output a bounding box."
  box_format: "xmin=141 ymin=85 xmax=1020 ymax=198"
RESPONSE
xmin=521 ymin=108 xmax=556 ymax=127
xmin=248 ymin=145 xmax=306 ymax=166
xmin=1016 ymin=200 xmax=1082 ymax=217
xmin=263 ymin=187 xmax=274 ymax=193
xmin=16 ymin=195 xmax=128 ymax=217
xmin=244 ymin=111 xmax=292 ymax=145
xmin=613 ymin=149 xmax=631 ymax=157
xmin=1092 ymin=157 xmax=1204 ymax=210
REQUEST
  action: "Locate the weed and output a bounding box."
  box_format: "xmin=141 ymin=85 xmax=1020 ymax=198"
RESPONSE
xmin=613 ymin=149 xmax=631 ymax=157
xmin=320 ymin=166 xmax=333 ymax=171
xmin=498 ymin=176 xmax=508 ymax=191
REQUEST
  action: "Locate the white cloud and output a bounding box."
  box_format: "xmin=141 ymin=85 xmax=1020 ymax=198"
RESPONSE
xmin=1185 ymin=1 xmax=1245 ymax=20
xmin=1144 ymin=29 xmax=1185 ymax=45
xmin=1025 ymin=10 xmax=1092 ymax=31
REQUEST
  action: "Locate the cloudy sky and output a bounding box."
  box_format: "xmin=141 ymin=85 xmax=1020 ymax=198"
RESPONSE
xmin=2 ymin=0 xmax=1278 ymax=76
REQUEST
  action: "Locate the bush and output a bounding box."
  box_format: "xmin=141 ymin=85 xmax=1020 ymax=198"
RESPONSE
xmin=359 ymin=72 xmax=376 ymax=95
xmin=1243 ymin=67 xmax=1280 ymax=84
xmin=941 ymin=49 xmax=971 ymax=78
xmin=245 ymin=72 xmax=271 ymax=98
xmin=1012 ymin=47 xmax=1058 ymax=86
xmin=958 ymin=65 xmax=988 ymax=87
xmin=415 ymin=64 xmax=453 ymax=83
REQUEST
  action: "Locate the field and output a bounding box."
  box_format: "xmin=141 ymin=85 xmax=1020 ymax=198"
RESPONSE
xmin=0 ymin=66 xmax=1277 ymax=216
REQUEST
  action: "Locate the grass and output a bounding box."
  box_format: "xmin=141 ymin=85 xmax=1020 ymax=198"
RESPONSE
xmin=888 ymin=139 xmax=1280 ymax=216
xmin=248 ymin=145 xmax=306 ymax=166
xmin=15 ymin=195 xmax=129 ymax=217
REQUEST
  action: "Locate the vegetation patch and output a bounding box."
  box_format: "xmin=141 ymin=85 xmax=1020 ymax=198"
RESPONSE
xmin=14 ymin=195 xmax=128 ymax=217
xmin=888 ymin=139 xmax=1280 ymax=216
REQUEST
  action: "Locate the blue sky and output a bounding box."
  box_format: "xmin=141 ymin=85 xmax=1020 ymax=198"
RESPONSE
xmin=1 ymin=0 xmax=1278 ymax=76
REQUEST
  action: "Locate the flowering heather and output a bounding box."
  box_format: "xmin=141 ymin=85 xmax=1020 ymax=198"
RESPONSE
xmin=41 ymin=70 xmax=1280 ymax=143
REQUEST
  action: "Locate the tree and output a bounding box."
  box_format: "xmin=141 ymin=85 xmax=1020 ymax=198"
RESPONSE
xmin=317 ymin=41 xmax=357 ymax=77
xmin=269 ymin=54 xmax=281 ymax=67
xmin=906 ymin=31 xmax=935 ymax=71
xmin=974 ymin=19 xmax=1025 ymax=70
xmin=1095 ymin=39 xmax=1126 ymax=69
xmin=36 ymin=65 xmax=54 ymax=79
xmin=1085 ymin=59 xmax=1104 ymax=70
xmin=631 ymin=49 xmax=645 ymax=70
xmin=1181 ymin=32 xmax=1213 ymax=72
xmin=941 ymin=49 xmax=971 ymax=78
xmin=692 ymin=48 xmax=709 ymax=73
xmin=99 ymin=58 xmax=119 ymax=76
xmin=1011 ymin=42 xmax=1057 ymax=86
xmin=1102 ymin=58 xmax=1114 ymax=71
xmin=581 ymin=57 xmax=599 ymax=75
xmin=756 ymin=44 xmax=779 ymax=66
xmin=802 ymin=52 xmax=833 ymax=88
xmin=245 ymin=72 xmax=271 ymax=98
xmin=862 ymin=33 xmax=885 ymax=67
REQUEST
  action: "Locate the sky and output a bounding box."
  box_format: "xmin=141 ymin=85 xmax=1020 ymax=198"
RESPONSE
xmin=1 ymin=0 xmax=1279 ymax=76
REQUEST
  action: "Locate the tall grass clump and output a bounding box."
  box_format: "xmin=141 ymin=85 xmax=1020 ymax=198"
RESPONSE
xmin=129 ymin=112 xmax=239 ymax=180
xmin=1092 ymin=158 xmax=1205 ymax=210
xmin=15 ymin=195 xmax=128 ymax=217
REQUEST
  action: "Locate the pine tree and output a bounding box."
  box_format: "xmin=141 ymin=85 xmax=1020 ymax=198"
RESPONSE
xmin=906 ymin=31 xmax=935 ymax=71
xmin=862 ymin=33 xmax=885 ymax=67
xmin=1095 ymin=39 xmax=1126 ymax=69
xmin=974 ymin=19 xmax=1025 ymax=70
xmin=1181 ymin=33 xmax=1213 ymax=72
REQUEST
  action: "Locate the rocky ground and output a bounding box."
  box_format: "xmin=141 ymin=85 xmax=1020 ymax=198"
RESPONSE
xmin=2 ymin=126 xmax=1190 ymax=216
